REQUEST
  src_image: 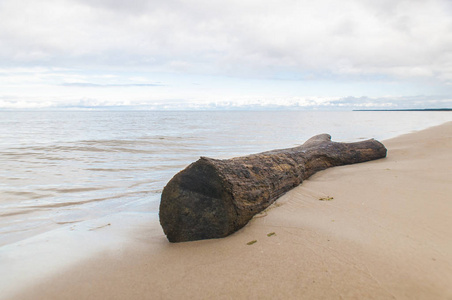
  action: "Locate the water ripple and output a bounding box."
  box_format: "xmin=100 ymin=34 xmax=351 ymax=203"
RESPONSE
xmin=0 ymin=110 xmax=451 ymax=246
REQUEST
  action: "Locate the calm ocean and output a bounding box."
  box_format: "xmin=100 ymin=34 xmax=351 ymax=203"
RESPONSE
xmin=1 ymin=110 xmax=451 ymax=246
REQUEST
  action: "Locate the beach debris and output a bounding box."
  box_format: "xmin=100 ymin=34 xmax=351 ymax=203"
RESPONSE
xmin=267 ymin=232 xmax=276 ymax=237
xmin=319 ymin=196 xmax=334 ymax=201
xmin=89 ymin=223 xmax=111 ymax=231
xmin=247 ymin=240 xmax=257 ymax=245
xmin=160 ymin=134 xmax=387 ymax=242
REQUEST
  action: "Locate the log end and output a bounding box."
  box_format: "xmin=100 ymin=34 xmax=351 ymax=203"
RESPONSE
xmin=159 ymin=158 xmax=237 ymax=242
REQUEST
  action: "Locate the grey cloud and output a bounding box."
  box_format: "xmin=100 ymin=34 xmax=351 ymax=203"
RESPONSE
xmin=0 ymin=0 xmax=451 ymax=86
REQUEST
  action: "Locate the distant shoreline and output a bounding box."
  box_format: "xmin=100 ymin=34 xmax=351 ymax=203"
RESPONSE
xmin=354 ymin=108 xmax=452 ymax=111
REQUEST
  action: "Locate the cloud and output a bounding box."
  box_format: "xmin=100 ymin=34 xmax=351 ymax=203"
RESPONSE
xmin=61 ymin=83 xmax=163 ymax=87
xmin=1 ymin=0 xmax=451 ymax=82
xmin=1 ymin=92 xmax=450 ymax=111
xmin=0 ymin=0 xmax=451 ymax=109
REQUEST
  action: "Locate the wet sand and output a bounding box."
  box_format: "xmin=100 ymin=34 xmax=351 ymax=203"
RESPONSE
xmin=3 ymin=121 xmax=452 ymax=299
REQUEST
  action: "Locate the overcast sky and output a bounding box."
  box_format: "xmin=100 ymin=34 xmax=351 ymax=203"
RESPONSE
xmin=1 ymin=0 xmax=452 ymax=109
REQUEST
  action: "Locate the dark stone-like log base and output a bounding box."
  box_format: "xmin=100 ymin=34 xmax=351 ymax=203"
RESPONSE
xmin=159 ymin=134 xmax=387 ymax=242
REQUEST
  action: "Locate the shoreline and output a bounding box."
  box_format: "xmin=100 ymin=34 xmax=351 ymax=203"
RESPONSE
xmin=2 ymin=121 xmax=452 ymax=299
xmin=353 ymin=108 xmax=452 ymax=111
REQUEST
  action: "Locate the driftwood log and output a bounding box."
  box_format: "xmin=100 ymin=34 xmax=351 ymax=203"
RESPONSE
xmin=159 ymin=134 xmax=387 ymax=242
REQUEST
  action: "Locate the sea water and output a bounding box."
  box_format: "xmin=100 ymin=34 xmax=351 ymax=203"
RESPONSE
xmin=1 ymin=110 xmax=451 ymax=246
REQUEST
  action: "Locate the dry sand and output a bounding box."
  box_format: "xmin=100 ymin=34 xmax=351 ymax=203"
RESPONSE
xmin=3 ymin=121 xmax=452 ymax=300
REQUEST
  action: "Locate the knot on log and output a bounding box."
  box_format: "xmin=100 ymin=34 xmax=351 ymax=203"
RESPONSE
xmin=159 ymin=134 xmax=387 ymax=242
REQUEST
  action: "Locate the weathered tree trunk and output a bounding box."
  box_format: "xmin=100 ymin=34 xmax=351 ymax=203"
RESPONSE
xmin=159 ymin=134 xmax=387 ymax=242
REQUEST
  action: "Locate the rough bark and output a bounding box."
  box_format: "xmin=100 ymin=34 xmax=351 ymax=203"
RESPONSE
xmin=159 ymin=134 xmax=387 ymax=242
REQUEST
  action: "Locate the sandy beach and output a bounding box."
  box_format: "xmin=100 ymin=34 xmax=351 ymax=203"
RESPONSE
xmin=2 ymin=121 xmax=452 ymax=300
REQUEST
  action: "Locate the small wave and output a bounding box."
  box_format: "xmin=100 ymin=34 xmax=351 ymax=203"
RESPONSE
xmin=0 ymin=151 xmax=41 ymax=158
xmin=20 ymin=190 xmax=153 ymax=210
xmin=21 ymin=197 xmax=112 ymax=210
xmin=85 ymin=168 xmax=136 ymax=172
xmin=0 ymin=209 xmax=43 ymax=218
xmin=127 ymin=179 xmax=156 ymax=189
xmin=39 ymin=187 xmax=106 ymax=194
xmin=3 ymin=191 xmax=50 ymax=200
xmin=80 ymin=139 xmax=151 ymax=146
